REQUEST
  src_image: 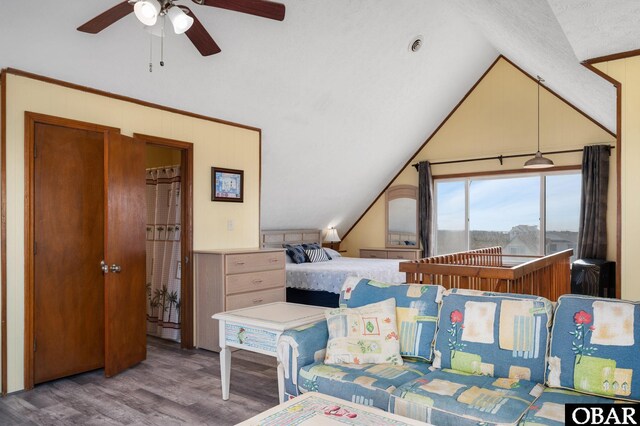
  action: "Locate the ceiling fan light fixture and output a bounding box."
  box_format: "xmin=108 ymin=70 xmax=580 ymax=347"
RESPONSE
xmin=167 ymin=7 xmax=194 ymax=34
xmin=134 ymin=0 xmax=161 ymax=26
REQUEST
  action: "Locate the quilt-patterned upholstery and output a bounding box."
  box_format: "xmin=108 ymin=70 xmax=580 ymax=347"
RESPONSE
xmin=340 ymin=278 xmax=444 ymax=361
xmin=434 ymin=290 xmax=553 ymax=384
xmin=547 ymin=295 xmax=640 ymax=401
xmin=277 ymin=320 xmax=328 ymax=400
xmin=277 ymin=286 xmax=639 ymax=424
xmin=389 ymin=369 xmax=545 ymax=426
xmin=519 ymin=388 xmax=616 ymax=425
xmin=298 ymin=359 xmax=433 ymax=410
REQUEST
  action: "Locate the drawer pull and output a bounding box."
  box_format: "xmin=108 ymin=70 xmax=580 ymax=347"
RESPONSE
xmin=269 ymin=258 xmax=279 ymax=263
xmin=235 ymin=261 xmax=245 ymax=265
xmin=252 ymin=298 xmax=264 ymax=304
xmin=252 ymin=279 xmax=263 ymax=285
xmin=396 ymin=256 xmax=403 ymax=259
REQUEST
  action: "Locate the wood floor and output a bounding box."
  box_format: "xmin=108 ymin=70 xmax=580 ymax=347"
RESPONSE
xmin=0 ymin=337 xmax=279 ymax=425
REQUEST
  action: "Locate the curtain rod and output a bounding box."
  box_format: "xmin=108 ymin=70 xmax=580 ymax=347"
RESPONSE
xmin=411 ymin=145 xmax=614 ymax=170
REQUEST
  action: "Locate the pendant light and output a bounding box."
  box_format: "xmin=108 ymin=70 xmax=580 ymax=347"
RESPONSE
xmin=524 ymin=76 xmax=554 ymax=169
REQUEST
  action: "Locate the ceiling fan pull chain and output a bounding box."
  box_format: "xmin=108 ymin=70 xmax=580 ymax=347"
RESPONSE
xmin=160 ymin=16 xmax=165 ymax=67
xmin=149 ymin=30 xmax=153 ymax=73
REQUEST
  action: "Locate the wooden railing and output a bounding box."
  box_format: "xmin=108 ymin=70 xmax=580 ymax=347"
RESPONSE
xmin=400 ymin=247 xmax=573 ymax=301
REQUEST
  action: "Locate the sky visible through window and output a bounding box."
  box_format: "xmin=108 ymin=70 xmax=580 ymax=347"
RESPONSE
xmin=437 ymin=174 xmax=580 ymax=232
xmin=436 ymin=173 xmax=581 ymax=256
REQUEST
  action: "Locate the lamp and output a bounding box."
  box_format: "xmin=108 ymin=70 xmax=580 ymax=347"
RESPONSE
xmin=167 ymin=6 xmax=194 ymax=34
xmin=134 ymin=0 xmax=161 ymax=26
xmin=324 ymin=227 xmax=341 ymax=250
xmin=524 ymin=76 xmax=554 ymax=169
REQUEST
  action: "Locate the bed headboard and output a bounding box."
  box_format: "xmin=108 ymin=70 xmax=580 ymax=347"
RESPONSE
xmin=260 ymin=229 xmax=322 ymax=249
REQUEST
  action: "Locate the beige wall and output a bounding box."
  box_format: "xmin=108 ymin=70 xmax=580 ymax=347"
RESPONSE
xmin=146 ymin=145 xmax=182 ymax=168
xmin=595 ymin=57 xmax=640 ymax=301
xmin=343 ymin=58 xmax=617 ymax=267
xmin=3 ymin=73 xmax=261 ymax=392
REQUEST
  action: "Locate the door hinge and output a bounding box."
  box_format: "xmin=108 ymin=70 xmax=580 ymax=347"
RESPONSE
xmin=33 ymin=338 xmax=36 ymax=352
xmin=184 ymin=255 xmax=189 ymax=264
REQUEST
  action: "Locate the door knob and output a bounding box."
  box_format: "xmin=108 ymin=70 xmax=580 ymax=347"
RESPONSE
xmin=110 ymin=264 xmax=122 ymax=273
xmin=100 ymin=260 xmax=109 ymax=274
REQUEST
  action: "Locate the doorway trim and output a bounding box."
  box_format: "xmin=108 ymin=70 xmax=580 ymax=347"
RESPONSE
xmin=24 ymin=111 xmax=121 ymax=389
xmin=134 ymin=133 xmax=194 ymax=349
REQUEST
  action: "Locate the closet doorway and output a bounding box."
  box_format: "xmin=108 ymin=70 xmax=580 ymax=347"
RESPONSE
xmin=25 ymin=113 xmax=147 ymax=388
xmin=137 ymin=134 xmax=194 ymax=349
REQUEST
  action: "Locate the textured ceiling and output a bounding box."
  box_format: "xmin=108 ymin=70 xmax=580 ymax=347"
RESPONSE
xmin=548 ymin=0 xmax=640 ymax=61
xmin=0 ymin=1 xmax=636 ymax=238
xmin=452 ymin=0 xmax=616 ymax=133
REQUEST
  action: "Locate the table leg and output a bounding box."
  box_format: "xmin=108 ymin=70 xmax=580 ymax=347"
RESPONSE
xmin=277 ymin=362 xmax=285 ymax=403
xmin=220 ymin=345 xmax=231 ymax=400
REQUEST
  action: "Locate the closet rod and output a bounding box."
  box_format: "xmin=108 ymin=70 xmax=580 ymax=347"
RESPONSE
xmin=146 ymin=164 xmax=180 ymax=171
xmin=411 ymin=145 xmax=614 ymax=170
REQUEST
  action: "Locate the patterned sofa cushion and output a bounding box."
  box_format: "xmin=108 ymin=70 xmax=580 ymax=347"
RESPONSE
xmin=434 ymin=290 xmax=553 ymax=384
xmin=298 ymin=359 xmax=433 ymax=411
xmin=520 ymin=388 xmax=617 ymax=426
xmin=339 ymin=278 xmax=444 ymax=362
xmin=547 ymin=295 xmax=640 ymax=401
xmin=389 ymin=369 xmax=544 ymax=426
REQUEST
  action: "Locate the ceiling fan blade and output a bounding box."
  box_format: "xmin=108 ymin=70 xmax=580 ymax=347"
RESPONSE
xmin=195 ymin=0 xmax=285 ymax=21
xmin=181 ymin=7 xmax=222 ymax=56
xmin=78 ymin=1 xmax=134 ymax=34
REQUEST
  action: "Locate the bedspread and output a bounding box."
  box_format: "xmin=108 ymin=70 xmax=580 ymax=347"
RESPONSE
xmin=286 ymin=257 xmax=406 ymax=294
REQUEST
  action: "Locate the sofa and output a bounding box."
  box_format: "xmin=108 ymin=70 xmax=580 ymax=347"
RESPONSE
xmin=277 ymin=278 xmax=640 ymax=425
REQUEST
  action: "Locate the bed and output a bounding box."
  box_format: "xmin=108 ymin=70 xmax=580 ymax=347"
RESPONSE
xmin=261 ymin=229 xmax=407 ymax=307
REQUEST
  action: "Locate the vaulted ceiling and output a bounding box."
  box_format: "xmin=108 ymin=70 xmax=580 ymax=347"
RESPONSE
xmin=0 ymin=1 xmax=637 ymax=237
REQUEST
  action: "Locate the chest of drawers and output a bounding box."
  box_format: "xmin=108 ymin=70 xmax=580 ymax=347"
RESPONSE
xmin=194 ymin=249 xmax=285 ymax=351
xmin=360 ymin=247 xmax=422 ymax=260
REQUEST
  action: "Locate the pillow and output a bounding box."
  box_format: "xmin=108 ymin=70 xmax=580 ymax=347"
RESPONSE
xmin=340 ymin=278 xmax=443 ymax=362
xmin=324 ymin=298 xmax=403 ymax=365
xmin=305 ymin=248 xmax=330 ymax=263
xmin=323 ymin=247 xmax=341 ymax=258
xmin=302 ymin=242 xmax=322 ymax=250
xmin=284 ymin=244 xmax=307 ymax=264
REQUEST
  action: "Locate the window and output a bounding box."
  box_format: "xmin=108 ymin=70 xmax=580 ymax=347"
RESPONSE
xmin=434 ymin=172 xmax=581 ymax=257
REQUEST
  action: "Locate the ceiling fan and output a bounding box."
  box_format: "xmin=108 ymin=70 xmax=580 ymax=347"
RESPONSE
xmin=77 ymin=0 xmax=286 ymax=56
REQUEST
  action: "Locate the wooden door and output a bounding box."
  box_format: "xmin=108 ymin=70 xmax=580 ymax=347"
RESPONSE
xmin=33 ymin=123 xmax=105 ymax=384
xmin=104 ymin=133 xmax=146 ymax=377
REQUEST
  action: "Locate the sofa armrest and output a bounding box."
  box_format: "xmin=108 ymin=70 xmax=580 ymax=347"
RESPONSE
xmin=277 ymin=320 xmax=328 ymax=400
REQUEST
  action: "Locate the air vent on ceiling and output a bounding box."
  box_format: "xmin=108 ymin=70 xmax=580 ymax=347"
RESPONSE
xmin=410 ymin=35 xmax=424 ymax=52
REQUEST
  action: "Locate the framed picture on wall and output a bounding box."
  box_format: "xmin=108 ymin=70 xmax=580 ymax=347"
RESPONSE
xmin=212 ymin=167 xmax=244 ymax=202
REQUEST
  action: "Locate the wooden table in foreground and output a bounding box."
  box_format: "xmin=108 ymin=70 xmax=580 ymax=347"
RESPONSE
xmin=236 ymin=392 xmax=428 ymax=426
xmin=212 ymin=302 xmax=326 ymax=402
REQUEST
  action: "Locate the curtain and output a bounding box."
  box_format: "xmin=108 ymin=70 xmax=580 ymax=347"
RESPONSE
xmin=576 ymin=145 xmax=609 ymax=259
xmin=146 ymin=166 xmax=182 ymax=341
xmin=418 ymin=161 xmax=434 ymax=258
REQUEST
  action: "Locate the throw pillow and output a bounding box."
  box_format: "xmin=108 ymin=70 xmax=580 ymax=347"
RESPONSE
xmin=305 ymin=248 xmax=330 ymax=263
xmin=324 ymin=298 xmax=403 ymax=365
xmin=284 ymin=244 xmax=307 ymax=264
xmin=302 ymin=243 xmax=332 ymax=259
xmin=340 ymin=277 xmax=443 ymax=362
xmin=302 ymin=242 xmax=322 ymax=250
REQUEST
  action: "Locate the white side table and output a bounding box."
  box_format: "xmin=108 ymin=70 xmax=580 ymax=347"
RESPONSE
xmin=212 ymin=302 xmax=326 ymax=402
